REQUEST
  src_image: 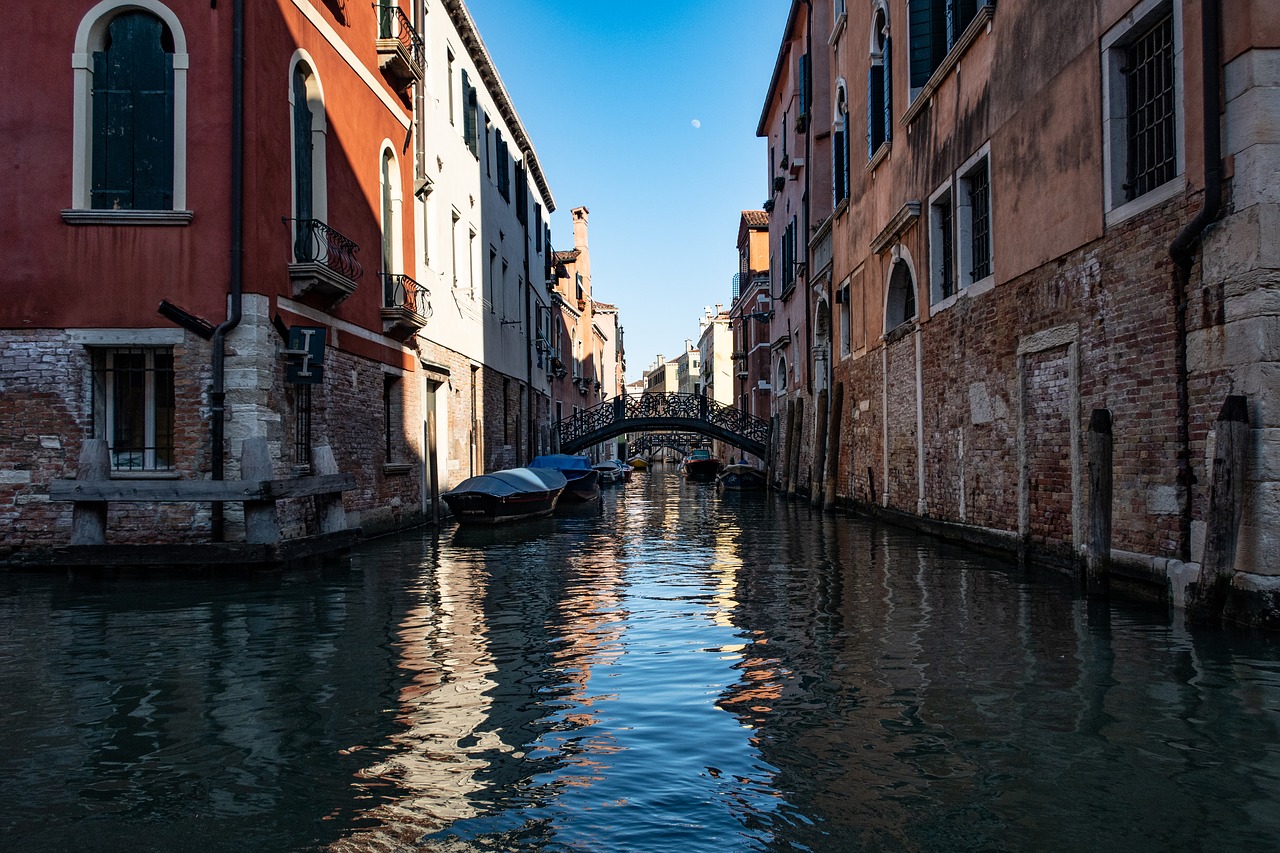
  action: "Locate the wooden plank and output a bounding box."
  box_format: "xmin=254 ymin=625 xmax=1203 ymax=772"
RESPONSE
xmin=49 ymin=474 xmax=355 ymax=503
xmin=811 ymin=388 xmax=829 ymax=508
xmin=70 ymin=439 xmax=110 ymax=545
xmin=261 ymin=473 xmax=356 ymax=500
xmin=51 ymin=479 xmax=264 ymax=502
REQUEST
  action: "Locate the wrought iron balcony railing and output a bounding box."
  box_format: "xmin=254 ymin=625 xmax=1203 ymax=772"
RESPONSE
xmin=381 ymin=273 xmax=431 ymax=319
xmin=374 ymin=3 xmax=424 ymax=85
xmin=286 ymin=217 xmax=363 ymax=282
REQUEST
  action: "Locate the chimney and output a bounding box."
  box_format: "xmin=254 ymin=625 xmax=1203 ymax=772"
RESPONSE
xmin=572 ymin=206 xmax=591 ymax=280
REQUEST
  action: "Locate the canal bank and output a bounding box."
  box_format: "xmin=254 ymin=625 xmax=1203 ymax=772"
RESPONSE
xmin=2 ymin=470 xmax=1278 ymax=851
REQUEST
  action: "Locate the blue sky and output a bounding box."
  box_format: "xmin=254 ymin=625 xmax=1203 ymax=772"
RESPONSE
xmin=465 ymin=0 xmax=787 ymax=381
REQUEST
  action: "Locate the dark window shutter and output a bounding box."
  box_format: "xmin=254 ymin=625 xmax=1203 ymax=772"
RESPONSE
xmin=462 ymin=70 xmax=477 ymax=156
xmin=832 ymin=126 xmax=843 ymax=202
xmin=868 ymin=65 xmax=885 ymax=157
xmin=293 ymin=67 xmax=314 ymax=225
xmin=909 ymin=1 xmax=935 ymax=89
xmin=91 ymin=13 xmax=174 ymax=211
xmin=798 ymin=53 xmax=810 ymax=118
xmin=883 ymin=37 xmax=893 ymax=144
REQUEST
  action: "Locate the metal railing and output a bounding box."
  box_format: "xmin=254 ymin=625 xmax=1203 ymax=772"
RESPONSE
xmin=286 ymin=218 xmax=363 ymax=282
xmin=374 ymin=2 xmax=424 ymax=74
xmin=381 ymin=272 xmax=431 ymax=319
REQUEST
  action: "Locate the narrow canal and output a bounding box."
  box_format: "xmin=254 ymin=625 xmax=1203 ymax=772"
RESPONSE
xmin=3 ymin=468 xmax=1279 ymax=852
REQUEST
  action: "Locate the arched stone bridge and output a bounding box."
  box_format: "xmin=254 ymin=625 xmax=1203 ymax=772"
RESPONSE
xmin=556 ymin=392 xmax=771 ymax=459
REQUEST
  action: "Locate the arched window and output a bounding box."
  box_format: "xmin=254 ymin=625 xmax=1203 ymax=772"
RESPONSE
xmin=70 ymin=1 xmax=188 ymax=216
xmin=886 ymin=259 xmax=917 ymax=330
xmin=832 ymin=81 xmax=850 ymax=204
xmin=289 ymin=55 xmax=327 ymax=259
xmin=868 ymin=6 xmax=892 ymax=159
xmin=776 ymin=355 xmax=789 ymax=392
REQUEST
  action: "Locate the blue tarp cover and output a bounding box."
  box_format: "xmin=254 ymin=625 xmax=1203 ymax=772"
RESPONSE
xmin=529 ymin=454 xmax=593 ymax=471
xmin=445 ymin=467 xmax=567 ymax=497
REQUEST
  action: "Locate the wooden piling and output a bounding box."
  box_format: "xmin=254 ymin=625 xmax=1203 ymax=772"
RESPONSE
xmin=1085 ymin=408 xmax=1113 ymax=598
xmin=787 ymin=397 xmax=804 ymax=500
xmin=811 ymin=389 xmax=829 ymax=507
xmin=1188 ymin=395 xmax=1249 ymax=624
xmin=312 ymin=445 xmax=347 ymax=535
xmin=823 ymin=383 xmax=844 ymax=512
xmin=70 ymin=439 xmax=110 ymax=546
xmin=781 ymin=401 xmax=796 ymax=494
xmin=241 ymin=437 xmax=281 ymax=545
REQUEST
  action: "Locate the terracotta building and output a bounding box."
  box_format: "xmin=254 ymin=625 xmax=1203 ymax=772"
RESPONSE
xmin=764 ymin=0 xmax=1278 ymax=623
xmin=0 ymin=0 xmax=556 ymax=559
xmin=729 ymin=210 xmax=774 ymax=447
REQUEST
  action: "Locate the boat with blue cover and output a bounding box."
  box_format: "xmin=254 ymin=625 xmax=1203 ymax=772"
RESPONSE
xmin=442 ymin=467 xmax=567 ymax=524
xmin=529 ymin=454 xmax=601 ymax=503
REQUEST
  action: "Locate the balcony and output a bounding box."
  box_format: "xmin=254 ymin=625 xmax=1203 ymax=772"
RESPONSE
xmin=380 ymin=273 xmax=431 ymax=340
xmin=286 ymin=218 xmax=362 ymax=304
xmin=375 ymin=3 xmax=424 ymax=91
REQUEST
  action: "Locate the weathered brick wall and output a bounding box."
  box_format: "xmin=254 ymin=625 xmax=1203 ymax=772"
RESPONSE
xmin=0 ymin=330 xmax=211 ymax=550
xmin=830 ymin=191 xmax=1227 ymax=566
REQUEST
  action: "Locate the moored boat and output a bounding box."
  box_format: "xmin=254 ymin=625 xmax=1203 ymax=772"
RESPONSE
xmin=627 ymin=457 xmax=648 ymax=471
xmin=442 ymin=467 xmax=567 ymax=524
xmin=717 ymin=463 xmax=766 ymax=491
xmin=682 ymin=449 xmax=721 ymax=482
xmin=593 ymin=459 xmax=625 ymax=485
xmin=530 ymin=454 xmax=601 ymax=503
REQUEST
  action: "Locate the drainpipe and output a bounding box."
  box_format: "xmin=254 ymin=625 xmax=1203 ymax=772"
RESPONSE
xmin=1168 ymin=0 xmax=1221 ymax=563
xmin=803 ymin=0 xmax=814 ymax=398
xmin=210 ymin=0 xmax=245 ymax=540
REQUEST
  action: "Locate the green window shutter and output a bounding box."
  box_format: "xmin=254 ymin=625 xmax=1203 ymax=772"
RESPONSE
xmin=293 ymin=67 xmax=314 ymax=226
xmin=91 ymin=13 xmax=174 ymax=211
xmin=462 ymin=70 xmax=477 ymax=156
xmin=868 ymin=66 xmax=884 ymax=157
xmin=798 ymin=53 xmax=809 ymax=119
xmin=909 ymin=0 xmax=936 ymax=89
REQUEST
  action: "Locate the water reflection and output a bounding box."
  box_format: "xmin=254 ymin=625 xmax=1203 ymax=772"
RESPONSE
xmin=1 ymin=473 xmax=1278 ymax=852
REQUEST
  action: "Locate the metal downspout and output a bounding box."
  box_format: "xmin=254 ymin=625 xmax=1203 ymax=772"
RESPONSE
xmin=211 ymin=0 xmax=245 ymax=540
xmin=1168 ymin=0 xmax=1222 ymax=562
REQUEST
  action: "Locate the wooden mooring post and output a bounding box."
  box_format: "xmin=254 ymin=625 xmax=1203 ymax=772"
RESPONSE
xmin=70 ymin=439 xmax=110 ymax=546
xmin=1188 ymin=395 xmax=1250 ymax=624
xmin=810 ymin=389 xmax=829 ymax=508
xmin=787 ymin=397 xmax=804 ymax=500
xmin=823 ymin=383 xmax=844 ymax=512
xmin=1085 ymin=408 xmax=1113 ymax=598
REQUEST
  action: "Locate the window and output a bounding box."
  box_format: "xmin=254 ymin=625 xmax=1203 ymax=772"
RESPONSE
xmin=383 ymin=374 xmax=403 ymax=465
xmin=450 ymin=209 xmax=460 ymax=287
xmin=515 ymin=162 xmax=528 ymax=223
xmin=1102 ymin=0 xmax=1181 ymax=220
xmin=447 ymin=49 xmax=455 ymax=125
xmin=838 ymin=281 xmax=852 ymax=356
xmin=495 ymin=129 xmax=510 ymax=201
xmin=290 ymin=56 xmax=328 ymax=257
xmin=294 ymin=384 xmax=312 ymax=467
xmin=929 ymin=183 xmax=956 ymax=303
xmin=886 ymin=259 xmax=917 ymax=330
xmin=957 ymin=152 xmax=992 ymax=286
xmin=833 ymin=82 xmax=850 ymax=205
xmin=71 ymin=2 xmax=189 ymax=216
xmin=468 ymin=228 xmax=477 ymax=297
xmin=797 ymin=52 xmax=811 ymax=129
xmin=909 ymin=0 xmax=986 ymax=92
xmin=869 ymin=8 xmax=892 ymax=158
xmin=776 ymin=355 xmax=788 ymax=392
xmin=380 ymin=148 xmax=402 ymax=284
xmin=91 ymin=347 xmax=175 ymax=471
xmin=461 ymin=69 xmax=478 ymax=156
xmin=535 ymin=203 xmax=543 ymax=251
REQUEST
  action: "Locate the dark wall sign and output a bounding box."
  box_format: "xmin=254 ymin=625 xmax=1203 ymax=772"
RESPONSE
xmin=286 ymin=326 xmax=326 ymax=385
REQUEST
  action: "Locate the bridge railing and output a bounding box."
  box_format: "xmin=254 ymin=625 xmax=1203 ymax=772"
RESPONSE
xmin=556 ymin=392 xmax=770 ymax=452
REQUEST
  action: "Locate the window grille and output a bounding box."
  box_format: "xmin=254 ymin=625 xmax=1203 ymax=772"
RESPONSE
xmin=91 ymin=347 xmax=175 ymax=471
xmin=967 ymin=160 xmax=991 ymax=281
xmin=295 ymin=384 xmax=312 ymax=467
xmin=939 ymin=199 xmax=955 ymax=298
xmin=1124 ymin=13 xmax=1176 ymax=200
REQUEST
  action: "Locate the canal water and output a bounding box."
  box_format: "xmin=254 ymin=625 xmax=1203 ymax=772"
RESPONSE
xmin=2 ymin=468 xmax=1279 ymax=852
